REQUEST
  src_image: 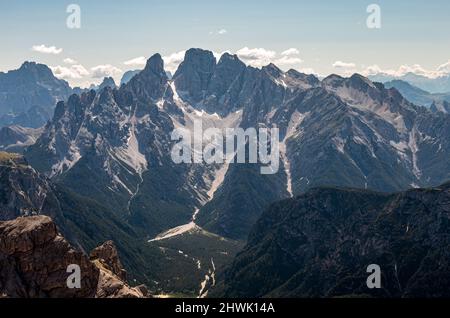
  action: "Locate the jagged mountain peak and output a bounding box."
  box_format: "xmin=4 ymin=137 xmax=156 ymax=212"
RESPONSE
xmin=143 ymin=53 xmax=166 ymax=76
xmin=97 ymin=85 xmax=117 ymax=104
xmin=322 ymin=73 xmax=376 ymax=90
xmin=262 ymin=63 xmax=283 ymax=73
xmin=184 ymin=48 xmax=216 ymax=61
xmin=174 ymin=48 xmax=217 ymax=79
xmin=122 ymin=54 xmax=169 ymax=104
xmin=0 ymin=61 xmax=72 ymax=128
xmin=97 ymin=77 xmax=117 ymax=91
xmin=1 ymin=60 xmax=69 ymax=89
xmin=172 ymin=49 xmax=217 ymax=104
xmin=19 ymin=61 xmax=53 ymax=76
xmin=275 ymin=69 xmax=321 ymax=90
xmin=287 ymin=69 xmax=320 ymax=83
xmin=347 ymin=73 xmax=379 ymax=91
xmin=216 ymin=52 xmax=245 ymax=69
xmin=322 ymin=73 xmax=345 ymax=84
xmin=262 ymin=62 xmax=283 ymax=76
xmin=218 ymin=52 xmax=240 ymax=62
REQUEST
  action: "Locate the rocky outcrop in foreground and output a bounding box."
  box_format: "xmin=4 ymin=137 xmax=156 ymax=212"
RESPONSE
xmin=0 ymin=216 xmax=148 ymax=298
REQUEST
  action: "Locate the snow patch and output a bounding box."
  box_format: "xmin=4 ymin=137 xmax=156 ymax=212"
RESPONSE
xmin=333 ymin=136 xmax=346 ymax=154
xmin=115 ymin=114 xmax=147 ymax=175
xmin=408 ymin=127 xmax=422 ymax=179
xmin=148 ymin=221 xmax=199 ymax=242
xmin=50 ymin=144 xmax=82 ymax=177
xmin=279 ymin=111 xmax=308 ymax=197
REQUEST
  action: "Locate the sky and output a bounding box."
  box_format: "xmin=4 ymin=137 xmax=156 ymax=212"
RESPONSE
xmin=1 ymin=0 xmax=450 ymax=87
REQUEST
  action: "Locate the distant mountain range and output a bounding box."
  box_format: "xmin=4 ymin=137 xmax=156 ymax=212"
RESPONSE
xmin=0 ymin=63 xmax=123 ymax=130
xmin=0 ymin=62 xmax=72 ymax=128
xmin=369 ymin=72 xmax=450 ymax=94
xmin=384 ymin=80 xmax=450 ymax=112
xmin=121 ymin=70 xmax=141 ymax=86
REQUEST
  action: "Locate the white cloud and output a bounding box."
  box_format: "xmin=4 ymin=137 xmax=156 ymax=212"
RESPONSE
xmin=209 ymin=29 xmax=228 ymax=36
xmin=363 ymin=64 xmax=384 ymax=76
xmin=437 ymin=60 xmax=450 ymax=74
xmin=161 ymin=50 xmax=230 ymax=74
xmin=63 ymin=58 xmax=77 ymax=65
xmin=72 ymin=64 xmax=89 ymax=76
xmin=281 ymin=48 xmax=300 ymax=56
xmin=32 ymin=44 xmax=63 ymax=55
xmin=236 ymin=47 xmax=305 ymax=69
xmin=397 ymin=64 xmax=432 ymax=77
xmin=331 ymin=61 xmax=359 ymax=76
xmin=124 ymin=56 xmax=147 ymax=66
xmin=123 ymin=52 xmax=191 ymax=73
xmin=90 ymin=64 xmax=122 ymax=79
xmin=162 ymin=51 xmax=186 ymax=73
xmin=51 ymin=64 xmax=89 ymax=80
xmin=236 ymin=47 xmax=277 ymax=68
xmin=298 ymin=67 xmax=317 ymax=75
xmin=144 ymin=47 xmax=307 ymax=76
xmin=362 ymin=62 xmax=450 ymax=79
xmin=332 ymin=61 xmax=357 ymax=69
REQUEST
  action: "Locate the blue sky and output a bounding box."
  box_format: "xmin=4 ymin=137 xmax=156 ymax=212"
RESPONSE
xmin=1 ymin=0 xmax=449 ymax=87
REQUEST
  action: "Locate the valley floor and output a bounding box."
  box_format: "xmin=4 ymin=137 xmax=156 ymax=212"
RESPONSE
xmin=146 ymin=221 xmax=244 ymax=297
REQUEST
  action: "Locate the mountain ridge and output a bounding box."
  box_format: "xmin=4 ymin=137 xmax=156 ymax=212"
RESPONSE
xmin=212 ymin=183 xmax=450 ymax=297
xmin=23 ymin=49 xmax=450 ymax=242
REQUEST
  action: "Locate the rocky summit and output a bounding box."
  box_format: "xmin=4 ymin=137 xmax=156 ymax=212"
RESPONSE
xmin=0 ymin=215 xmax=147 ymax=298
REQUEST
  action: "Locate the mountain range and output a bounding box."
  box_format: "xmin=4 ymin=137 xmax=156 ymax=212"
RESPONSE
xmin=213 ymin=183 xmax=450 ymax=297
xmin=0 ymin=48 xmax=449 ymax=297
xmin=369 ymin=72 xmax=450 ymax=94
xmin=384 ymin=80 xmax=450 ymax=112
xmin=22 ymin=49 xmax=450 ymax=241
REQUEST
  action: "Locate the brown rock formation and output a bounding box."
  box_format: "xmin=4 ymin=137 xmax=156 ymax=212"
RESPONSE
xmin=90 ymin=240 xmax=149 ymax=298
xmin=0 ymin=215 xmax=148 ymax=298
xmin=90 ymin=240 xmax=127 ymax=281
xmin=0 ymin=216 xmax=98 ymax=297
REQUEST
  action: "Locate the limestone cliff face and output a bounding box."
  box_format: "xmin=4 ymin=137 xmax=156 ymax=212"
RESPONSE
xmin=0 ymin=153 xmax=51 ymax=221
xmin=0 ymin=216 xmax=148 ymax=298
